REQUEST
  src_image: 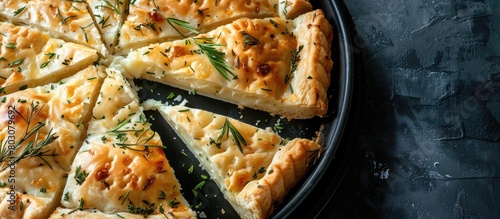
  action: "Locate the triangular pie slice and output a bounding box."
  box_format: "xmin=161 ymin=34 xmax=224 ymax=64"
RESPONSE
xmin=115 ymin=0 xmax=313 ymax=55
xmin=0 ymin=21 xmax=99 ymax=95
xmin=86 ymin=0 xmax=127 ymax=54
xmin=54 ymin=68 xmax=196 ymax=218
xmin=0 ymin=65 xmax=105 ymax=218
xmin=0 ymin=0 xmax=107 ymax=56
xmin=114 ymin=10 xmax=333 ymax=119
xmin=151 ymin=104 xmax=321 ymax=219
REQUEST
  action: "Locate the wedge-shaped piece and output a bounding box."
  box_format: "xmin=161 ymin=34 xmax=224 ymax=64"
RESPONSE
xmin=155 ymin=104 xmax=321 ymax=219
xmin=57 ymin=69 xmax=195 ymax=218
xmin=115 ymin=0 xmax=312 ymax=55
xmin=87 ymin=0 xmax=127 ymax=53
xmin=115 ymin=10 xmax=333 ymax=119
xmin=0 ymin=22 xmax=98 ymax=95
xmin=0 ymin=65 xmax=105 ymax=219
xmin=0 ymin=0 xmax=107 ymax=55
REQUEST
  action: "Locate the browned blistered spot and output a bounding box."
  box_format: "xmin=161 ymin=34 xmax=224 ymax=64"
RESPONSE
xmin=130 ymin=175 xmax=138 ymax=189
xmin=123 ymin=167 xmax=132 ymax=175
xmin=234 ymin=55 xmax=241 ymax=69
xmin=122 ymin=156 xmax=132 ymax=166
xmin=96 ymin=168 xmax=109 ymax=181
xmin=148 ymin=10 xmax=164 ymax=23
xmin=170 ymin=46 xmax=190 ymax=59
xmin=142 ymin=175 xmax=156 ymax=190
xmin=88 ymin=149 xmax=94 ymax=155
xmin=256 ymin=64 xmax=271 ymax=76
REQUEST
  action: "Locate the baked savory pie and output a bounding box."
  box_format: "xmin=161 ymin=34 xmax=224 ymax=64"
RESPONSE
xmin=0 ymin=0 xmax=332 ymax=218
xmin=0 ymin=65 xmax=104 ymax=219
xmin=149 ymin=104 xmax=321 ymax=219
xmin=51 ymin=68 xmax=195 ymax=218
xmin=0 ymin=21 xmax=99 ymax=95
xmin=115 ymin=0 xmax=313 ymax=55
xmin=114 ymin=10 xmax=333 ymax=119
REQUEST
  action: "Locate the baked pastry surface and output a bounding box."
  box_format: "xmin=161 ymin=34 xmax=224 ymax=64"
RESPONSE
xmin=0 ymin=65 xmax=105 ymax=219
xmin=155 ymin=104 xmax=321 ymax=219
xmin=115 ymin=10 xmax=333 ymax=119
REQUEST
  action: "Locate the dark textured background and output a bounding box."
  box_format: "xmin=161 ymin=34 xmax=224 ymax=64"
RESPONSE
xmin=319 ymin=0 xmax=500 ymax=218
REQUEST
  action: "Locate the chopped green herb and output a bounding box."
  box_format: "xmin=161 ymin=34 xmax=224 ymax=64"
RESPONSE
xmin=74 ymin=165 xmax=89 ymax=185
xmin=241 ymin=31 xmax=260 ymax=48
xmin=8 ymin=59 xmax=23 ymax=67
xmin=5 ymin=43 xmax=16 ymax=49
xmin=13 ymin=6 xmax=26 ymax=16
xmin=40 ymin=61 xmax=51 ymax=68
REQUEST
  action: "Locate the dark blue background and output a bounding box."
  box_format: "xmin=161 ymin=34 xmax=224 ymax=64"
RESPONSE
xmin=320 ymin=0 xmax=500 ymax=218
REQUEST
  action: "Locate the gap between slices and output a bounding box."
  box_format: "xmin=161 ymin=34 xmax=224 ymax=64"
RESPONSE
xmin=52 ymin=68 xmax=196 ymax=218
xmin=0 ymin=65 xmax=105 ymax=219
xmin=114 ymin=0 xmax=312 ymax=55
xmin=0 ymin=22 xmax=99 ymax=96
xmin=0 ymin=0 xmax=108 ymax=57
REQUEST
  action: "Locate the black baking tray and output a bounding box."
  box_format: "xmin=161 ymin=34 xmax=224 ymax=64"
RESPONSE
xmin=137 ymin=0 xmax=355 ymax=217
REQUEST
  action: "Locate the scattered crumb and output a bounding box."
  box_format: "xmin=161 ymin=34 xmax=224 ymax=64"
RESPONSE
xmin=221 ymin=208 xmax=225 ymax=214
xmin=199 ymin=211 xmax=207 ymax=218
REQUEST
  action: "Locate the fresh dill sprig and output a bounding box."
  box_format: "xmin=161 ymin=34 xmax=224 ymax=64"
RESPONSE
xmin=218 ymin=118 xmax=246 ymax=153
xmin=192 ymin=37 xmax=235 ymax=81
xmin=284 ymin=45 xmax=304 ymax=84
xmin=166 ymin=18 xmax=199 ymax=37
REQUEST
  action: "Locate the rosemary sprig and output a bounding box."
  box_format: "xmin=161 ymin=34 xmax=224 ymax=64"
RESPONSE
xmin=6 ymin=128 xmax=58 ymax=170
xmin=95 ymin=0 xmax=120 ymax=14
xmin=108 ymin=120 xmax=166 ymax=151
xmin=57 ymin=7 xmax=77 ymax=24
xmin=241 ymin=31 xmax=260 ymax=48
xmin=0 ymin=102 xmax=59 ymax=170
xmin=193 ymin=37 xmax=235 ymax=81
xmin=79 ymin=22 xmax=95 ymax=43
xmin=218 ymin=118 xmax=246 ymax=153
xmin=166 ymin=18 xmax=199 ymax=37
xmin=284 ymin=45 xmax=304 ymax=84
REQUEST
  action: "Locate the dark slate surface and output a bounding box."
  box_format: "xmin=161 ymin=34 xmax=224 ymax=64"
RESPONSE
xmin=317 ymin=0 xmax=500 ymax=218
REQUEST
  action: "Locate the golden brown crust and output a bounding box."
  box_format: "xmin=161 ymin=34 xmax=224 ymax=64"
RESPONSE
xmin=235 ymin=139 xmax=321 ymax=219
xmin=280 ymin=9 xmax=334 ymax=118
